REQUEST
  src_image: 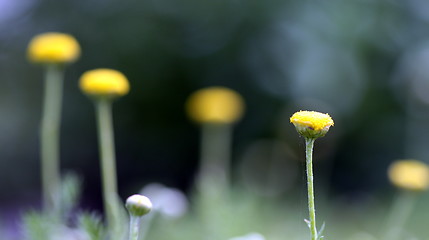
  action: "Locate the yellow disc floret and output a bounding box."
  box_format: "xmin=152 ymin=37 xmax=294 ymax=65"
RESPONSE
xmin=388 ymin=160 xmax=429 ymax=192
xmin=79 ymin=69 xmax=130 ymax=98
xmin=290 ymin=110 xmax=334 ymax=139
xmin=186 ymin=87 xmax=245 ymax=124
xmin=27 ymin=32 xmax=81 ymax=64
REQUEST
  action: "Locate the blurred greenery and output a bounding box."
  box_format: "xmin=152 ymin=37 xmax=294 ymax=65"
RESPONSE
xmin=2 ymin=0 xmax=429 ymax=238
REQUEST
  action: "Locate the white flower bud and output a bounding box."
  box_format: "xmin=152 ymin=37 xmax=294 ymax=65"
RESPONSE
xmin=125 ymin=194 xmax=152 ymax=217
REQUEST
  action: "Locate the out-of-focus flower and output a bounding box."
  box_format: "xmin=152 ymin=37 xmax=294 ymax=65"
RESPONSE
xmin=79 ymin=69 xmax=129 ymax=98
xmin=388 ymin=160 xmax=429 ymax=192
xmin=229 ymin=232 xmax=266 ymax=240
xmin=141 ymin=183 xmax=188 ymax=219
xmin=290 ymin=110 xmax=334 ymax=139
xmin=125 ymin=194 xmax=152 ymax=217
xmin=186 ymin=87 xmax=244 ymax=124
xmin=27 ymin=32 xmax=80 ymax=64
xmin=348 ymin=232 xmax=378 ymax=240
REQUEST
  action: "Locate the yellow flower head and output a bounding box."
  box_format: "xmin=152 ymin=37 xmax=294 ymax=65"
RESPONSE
xmin=27 ymin=32 xmax=81 ymax=64
xmin=290 ymin=110 xmax=334 ymax=139
xmin=186 ymin=87 xmax=245 ymax=124
xmin=388 ymin=160 xmax=429 ymax=192
xmin=79 ymin=69 xmax=129 ymax=98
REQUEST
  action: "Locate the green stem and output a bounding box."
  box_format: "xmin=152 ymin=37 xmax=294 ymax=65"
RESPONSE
xmin=138 ymin=211 xmax=155 ymax=240
xmin=382 ymin=191 xmax=416 ymax=240
xmin=197 ymin=123 xmax=232 ymax=240
xmin=95 ymin=98 xmax=118 ymax=229
xmin=199 ymin=123 xmax=232 ymax=191
xmin=40 ymin=64 xmax=64 ymax=209
xmin=305 ymin=137 xmax=317 ymax=240
xmin=128 ymin=216 xmax=141 ymax=240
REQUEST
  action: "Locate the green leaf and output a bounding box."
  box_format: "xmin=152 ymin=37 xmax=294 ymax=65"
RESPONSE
xmin=78 ymin=212 xmax=104 ymax=240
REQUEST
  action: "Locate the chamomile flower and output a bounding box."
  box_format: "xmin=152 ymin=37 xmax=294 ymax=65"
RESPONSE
xmin=28 ymin=32 xmax=80 ymax=64
xmin=388 ymin=160 xmax=429 ymax=192
xmin=186 ymin=87 xmax=244 ymax=124
xmin=79 ymin=69 xmax=129 ymax=98
xmin=290 ymin=111 xmax=334 ymax=139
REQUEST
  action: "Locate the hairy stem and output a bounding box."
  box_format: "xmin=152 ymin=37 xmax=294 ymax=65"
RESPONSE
xmin=305 ymin=137 xmax=317 ymax=240
xmin=128 ymin=216 xmax=141 ymax=240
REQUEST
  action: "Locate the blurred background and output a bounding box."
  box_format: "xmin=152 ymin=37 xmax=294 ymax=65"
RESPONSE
xmin=2 ymin=0 xmax=429 ymax=237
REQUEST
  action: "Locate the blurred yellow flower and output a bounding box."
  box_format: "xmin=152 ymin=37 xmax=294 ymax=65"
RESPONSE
xmin=186 ymin=87 xmax=244 ymax=124
xmin=27 ymin=32 xmax=80 ymax=64
xmin=388 ymin=160 xmax=429 ymax=191
xmin=290 ymin=110 xmax=334 ymax=139
xmin=79 ymin=69 xmax=129 ymax=98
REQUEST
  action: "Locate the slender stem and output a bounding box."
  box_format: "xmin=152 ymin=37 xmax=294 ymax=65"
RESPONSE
xmin=128 ymin=216 xmax=141 ymax=240
xmin=197 ymin=123 xmax=232 ymax=240
xmin=138 ymin=212 xmax=155 ymax=240
xmin=95 ymin=98 xmax=118 ymax=229
xmin=40 ymin=64 xmax=64 ymax=209
xmin=382 ymin=191 xmax=416 ymax=240
xmin=305 ymin=137 xmax=317 ymax=240
xmin=198 ymin=123 xmax=232 ymax=191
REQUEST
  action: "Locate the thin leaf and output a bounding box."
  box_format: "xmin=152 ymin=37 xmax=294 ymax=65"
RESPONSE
xmin=304 ymin=219 xmax=311 ymax=229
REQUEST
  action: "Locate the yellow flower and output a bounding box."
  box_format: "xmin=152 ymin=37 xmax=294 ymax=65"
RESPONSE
xmin=79 ymin=69 xmax=129 ymax=98
xmin=27 ymin=32 xmax=81 ymax=64
xmin=388 ymin=160 xmax=429 ymax=192
xmin=186 ymin=87 xmax=244 ymax=124
xmin=290 ymin=110 xmax=334 ymax=139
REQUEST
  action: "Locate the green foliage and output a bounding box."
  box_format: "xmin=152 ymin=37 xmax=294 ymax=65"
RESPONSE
xmin=106 ymin=194 xmax=128 ymax=240
xmin=77 ymin=213 xmax=104 ymax=240
xmin=14 ymin=173 xmax=429 ymax=240
xmin=22 ymin=211 xmax=50 ymax=240
xmin=54 ymin=172 xmax=82 ymax=219
xmin=21 ymin=172 xmax=114 ymax=240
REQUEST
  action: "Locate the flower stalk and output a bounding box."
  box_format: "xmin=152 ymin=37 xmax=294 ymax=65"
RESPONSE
xmin=186 ymin=87 xmax=244 ymax=240
xmin=125 ymin=194 xmax=152 ymax=240
xmin=305 ymin=137 xmax=317 ymax=240
xmin=290 ymin=110 xmax=334 ymax=240
xmin=382 ymin=191 xmax=416 ymax=240
xmin=382 ymin=159 xmax=429 ymax=240
xmin=79 ymin=68 xmax=129 ymax=229
xmin=28 ymin=32 xmax=80 ymax=209
xmin=186 ymin=87 xmax=244 ymax=192
xmin=199 ymin=123 xmax=232 ymax=190
xmin=40 ymin=64 xmax=64 ymax=209
xmin=95 ymin=98 xmax=118 ymax=228
xmin=128 ymin=215 xmax=141 ymax=240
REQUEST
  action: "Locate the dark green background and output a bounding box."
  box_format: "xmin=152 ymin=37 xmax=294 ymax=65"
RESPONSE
xmin=1 ymin=0 xmax=428 ymax=218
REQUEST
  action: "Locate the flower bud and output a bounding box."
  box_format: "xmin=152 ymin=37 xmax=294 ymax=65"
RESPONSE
xmin=388 ymin=160 xmax=429 ymax=192
xmin=290 ymin=110 xmax=334 ymax=139
xmin=125 ymin=194 xmax=152 ymax=217
xmin=186 ymin=87 xmax=244 ymax=124
xmin=27 ymin=32 xmax=80 ymax=64
xmin=79 ymin=69 xmax=129 ymax=98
